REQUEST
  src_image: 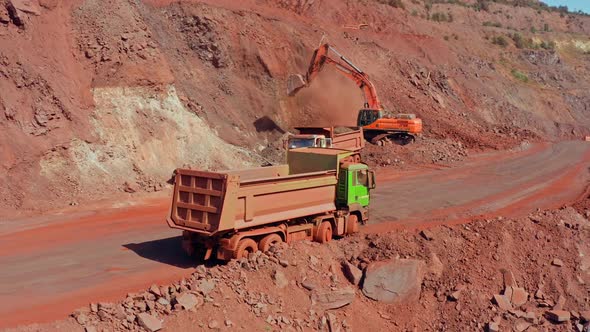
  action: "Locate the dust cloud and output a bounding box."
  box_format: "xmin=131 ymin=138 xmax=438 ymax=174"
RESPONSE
xmin=291 ymin=68 xmax=364 ymax=126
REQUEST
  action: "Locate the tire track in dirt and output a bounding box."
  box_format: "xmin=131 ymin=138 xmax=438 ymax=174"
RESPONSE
xmin=367 ymin=141 xmax=590 ymax=231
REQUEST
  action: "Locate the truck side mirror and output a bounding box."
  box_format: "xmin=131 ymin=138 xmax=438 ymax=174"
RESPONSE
xmin=368 ymin=170 xmax=376 ymax=189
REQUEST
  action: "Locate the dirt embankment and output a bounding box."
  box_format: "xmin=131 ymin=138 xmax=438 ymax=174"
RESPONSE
xmin=1 ymin=0 xmax=590 ymax=216
xmin=10 ymin=203 xmax=589 ymax=332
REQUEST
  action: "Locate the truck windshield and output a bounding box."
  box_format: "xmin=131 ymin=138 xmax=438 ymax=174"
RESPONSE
xmin=355 ymin=169 xmax=369 ymax=186
xmin=288 ymin=138 xmax=316 ymax=149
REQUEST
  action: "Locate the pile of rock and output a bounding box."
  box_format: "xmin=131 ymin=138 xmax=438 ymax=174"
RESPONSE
xmin=487 ymin=269 xmax=590 ymax=332
xmin=70 ymin=241 xmax=312 ymax=331
xmin=72 ymin=272 xmax=218 ymax=332
xmin=69 ymin=209 xmax=590 ymax=332
xmin=70 ymin=258 xmax=230 ymax=331
xmin=1 ymin=0 xmax=41 ymax=28
xmin=72 ymin=237 xmax=426 ymax=331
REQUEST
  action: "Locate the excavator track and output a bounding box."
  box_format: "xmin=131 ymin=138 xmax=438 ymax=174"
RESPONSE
xmin=368 ymin=132 xmax=415 ymax=146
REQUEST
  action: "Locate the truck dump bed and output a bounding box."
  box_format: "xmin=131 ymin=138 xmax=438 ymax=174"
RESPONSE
xmin=167 ymin=148 xmax=356 ymax=236
xmin=294 ymin=127 xmax=365 ymax=151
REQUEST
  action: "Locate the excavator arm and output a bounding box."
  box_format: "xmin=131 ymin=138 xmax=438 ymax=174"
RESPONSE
xmin=288 ymin=44 xmax=383 ymax=110
xmin=287 ymin=43 xmax=423 ymax=145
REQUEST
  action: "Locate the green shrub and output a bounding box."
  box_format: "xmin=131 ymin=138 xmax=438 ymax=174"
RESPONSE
xmin=530 ymin=27 xmax=537 ymax=33
xmin=540 ymin=40 xmax=556 ymax=50
xmin=378 ymin=0 xmax=405 ymax=8
xmin=427 ymin=0 xmax=470 ymax=7
xmin=473 ymin=0 xmax=489 ymax=12
xmin=492 ymin=35 xmax=509 ymax=47
xmin=483 ymin=21 xmax=502 ymax=28
xmin=511 ymin=69 xmax=529 ymax=83
xmin=411 ymin=9 xmax=418 ymax=16
xmin=430 ymin=12 xmax=452 ymax=22
xmin=478 ymin=0 xmax=587 ymax=17
xmin=511 ymin=33 xmax=534 ymax=49
xmin=511 ymin=33 xmax=523 ymax=48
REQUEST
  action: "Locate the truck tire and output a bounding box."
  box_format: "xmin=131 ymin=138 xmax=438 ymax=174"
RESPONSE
xmin=346 ymin=214 xmax=359 ymax=234
xmin=315 ymin=221 xmax=333 ymax=243
xmin=259 ymin=233 xmax=282 ymax=252
xmin=233 ymin=238 xmax=258 ymax=259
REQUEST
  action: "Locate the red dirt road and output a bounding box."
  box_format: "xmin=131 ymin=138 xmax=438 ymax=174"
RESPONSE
xmin=367 ymin=140 xmax=590 ymax=231
xmin=1 ymin=141 xmax=590 ymax=328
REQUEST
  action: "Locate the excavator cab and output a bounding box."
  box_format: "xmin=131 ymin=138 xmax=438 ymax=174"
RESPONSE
xmin=357 ymin=109 xmax=383 ymax=127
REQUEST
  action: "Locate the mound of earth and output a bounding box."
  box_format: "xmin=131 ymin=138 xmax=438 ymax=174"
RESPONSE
xmin=8 ymin=203 xmax=588 ymax=332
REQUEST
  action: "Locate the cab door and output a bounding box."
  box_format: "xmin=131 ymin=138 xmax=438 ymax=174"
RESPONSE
xmin=352 ymin=169 xmax=370 ymax=206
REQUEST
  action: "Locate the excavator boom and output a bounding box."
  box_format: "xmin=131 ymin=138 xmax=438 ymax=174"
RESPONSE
xmin=288 ymin=43 xmax=422 ymax=145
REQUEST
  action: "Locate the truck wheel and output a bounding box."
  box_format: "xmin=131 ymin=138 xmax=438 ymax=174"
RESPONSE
xmin=315 ymin=221 xmax=333 ymax=243
xmin=259 ymin=233 xmax=282 ymax=252
xmin=346 ymin=214 xmax=359 ymax=234
xmin=233 ymin=238 xmax=258 ymax=259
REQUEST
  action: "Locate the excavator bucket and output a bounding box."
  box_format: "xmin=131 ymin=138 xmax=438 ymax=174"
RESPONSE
xmin=287 ymin=74 xmax=307 ymax=96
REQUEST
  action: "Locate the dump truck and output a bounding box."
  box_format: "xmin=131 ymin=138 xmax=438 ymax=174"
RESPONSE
xmin=286 ymin=126 xmax=365 ymax=152
xmin=166 ymin=148 xmax=376 ymax=261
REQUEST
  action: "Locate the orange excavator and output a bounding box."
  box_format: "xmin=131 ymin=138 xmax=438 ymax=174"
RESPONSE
xmin=288 ymin=43 xmax=422 ymax=145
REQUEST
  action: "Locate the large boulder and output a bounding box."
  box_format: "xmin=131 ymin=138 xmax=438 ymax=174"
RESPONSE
xmin=136 ymin=313 xmax=162 ymax=332
xmin=9 ymin=0 xmax=41 ymax=15
xmin=175 ymin=292 xmax=200 ymax=310
xmin=362 ymin=259 xmax=425 ymax=303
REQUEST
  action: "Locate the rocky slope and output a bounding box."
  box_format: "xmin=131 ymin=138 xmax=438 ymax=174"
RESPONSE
xmin=1 ymin=0 xmax=590 ymax=216
xmin=8 ymin=203 xmax=590 ymax=332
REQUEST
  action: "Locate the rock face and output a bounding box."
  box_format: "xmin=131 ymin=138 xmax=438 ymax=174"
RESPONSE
xmin=311 ymin=288 xmax=356 ymax=310
xmin=341 ymin=261 xmax=363 ymax=286
xmin=362 ymin=259 xmax=425 ymax=303
xmin=195 ymin=279 xmax=216 ymax=295
xmin=136 ymin=313 xmax=162 ymax=332
xmin=272 ymin=270 xmax=288 ymax=288
xmin=510 ymin=287 xmax=529 ymax=307
xmin=546 ymin=310 xmax=570 ymax=323
xmin=493 ymin=294 xmax=513 ymax=311
xmin=551 ymin=258 xmax=564 ymax=267
xmin=175 ymin=292 xmax=199 ymax=310
xmin=286 ymin=74 xmax=306 ymax=96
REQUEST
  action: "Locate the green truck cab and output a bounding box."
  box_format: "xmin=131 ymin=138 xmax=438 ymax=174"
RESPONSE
xmin=287 ymin=147 xmax=375 ymax=225
xmin=337 ymin=163 xmax=375 ymax=208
